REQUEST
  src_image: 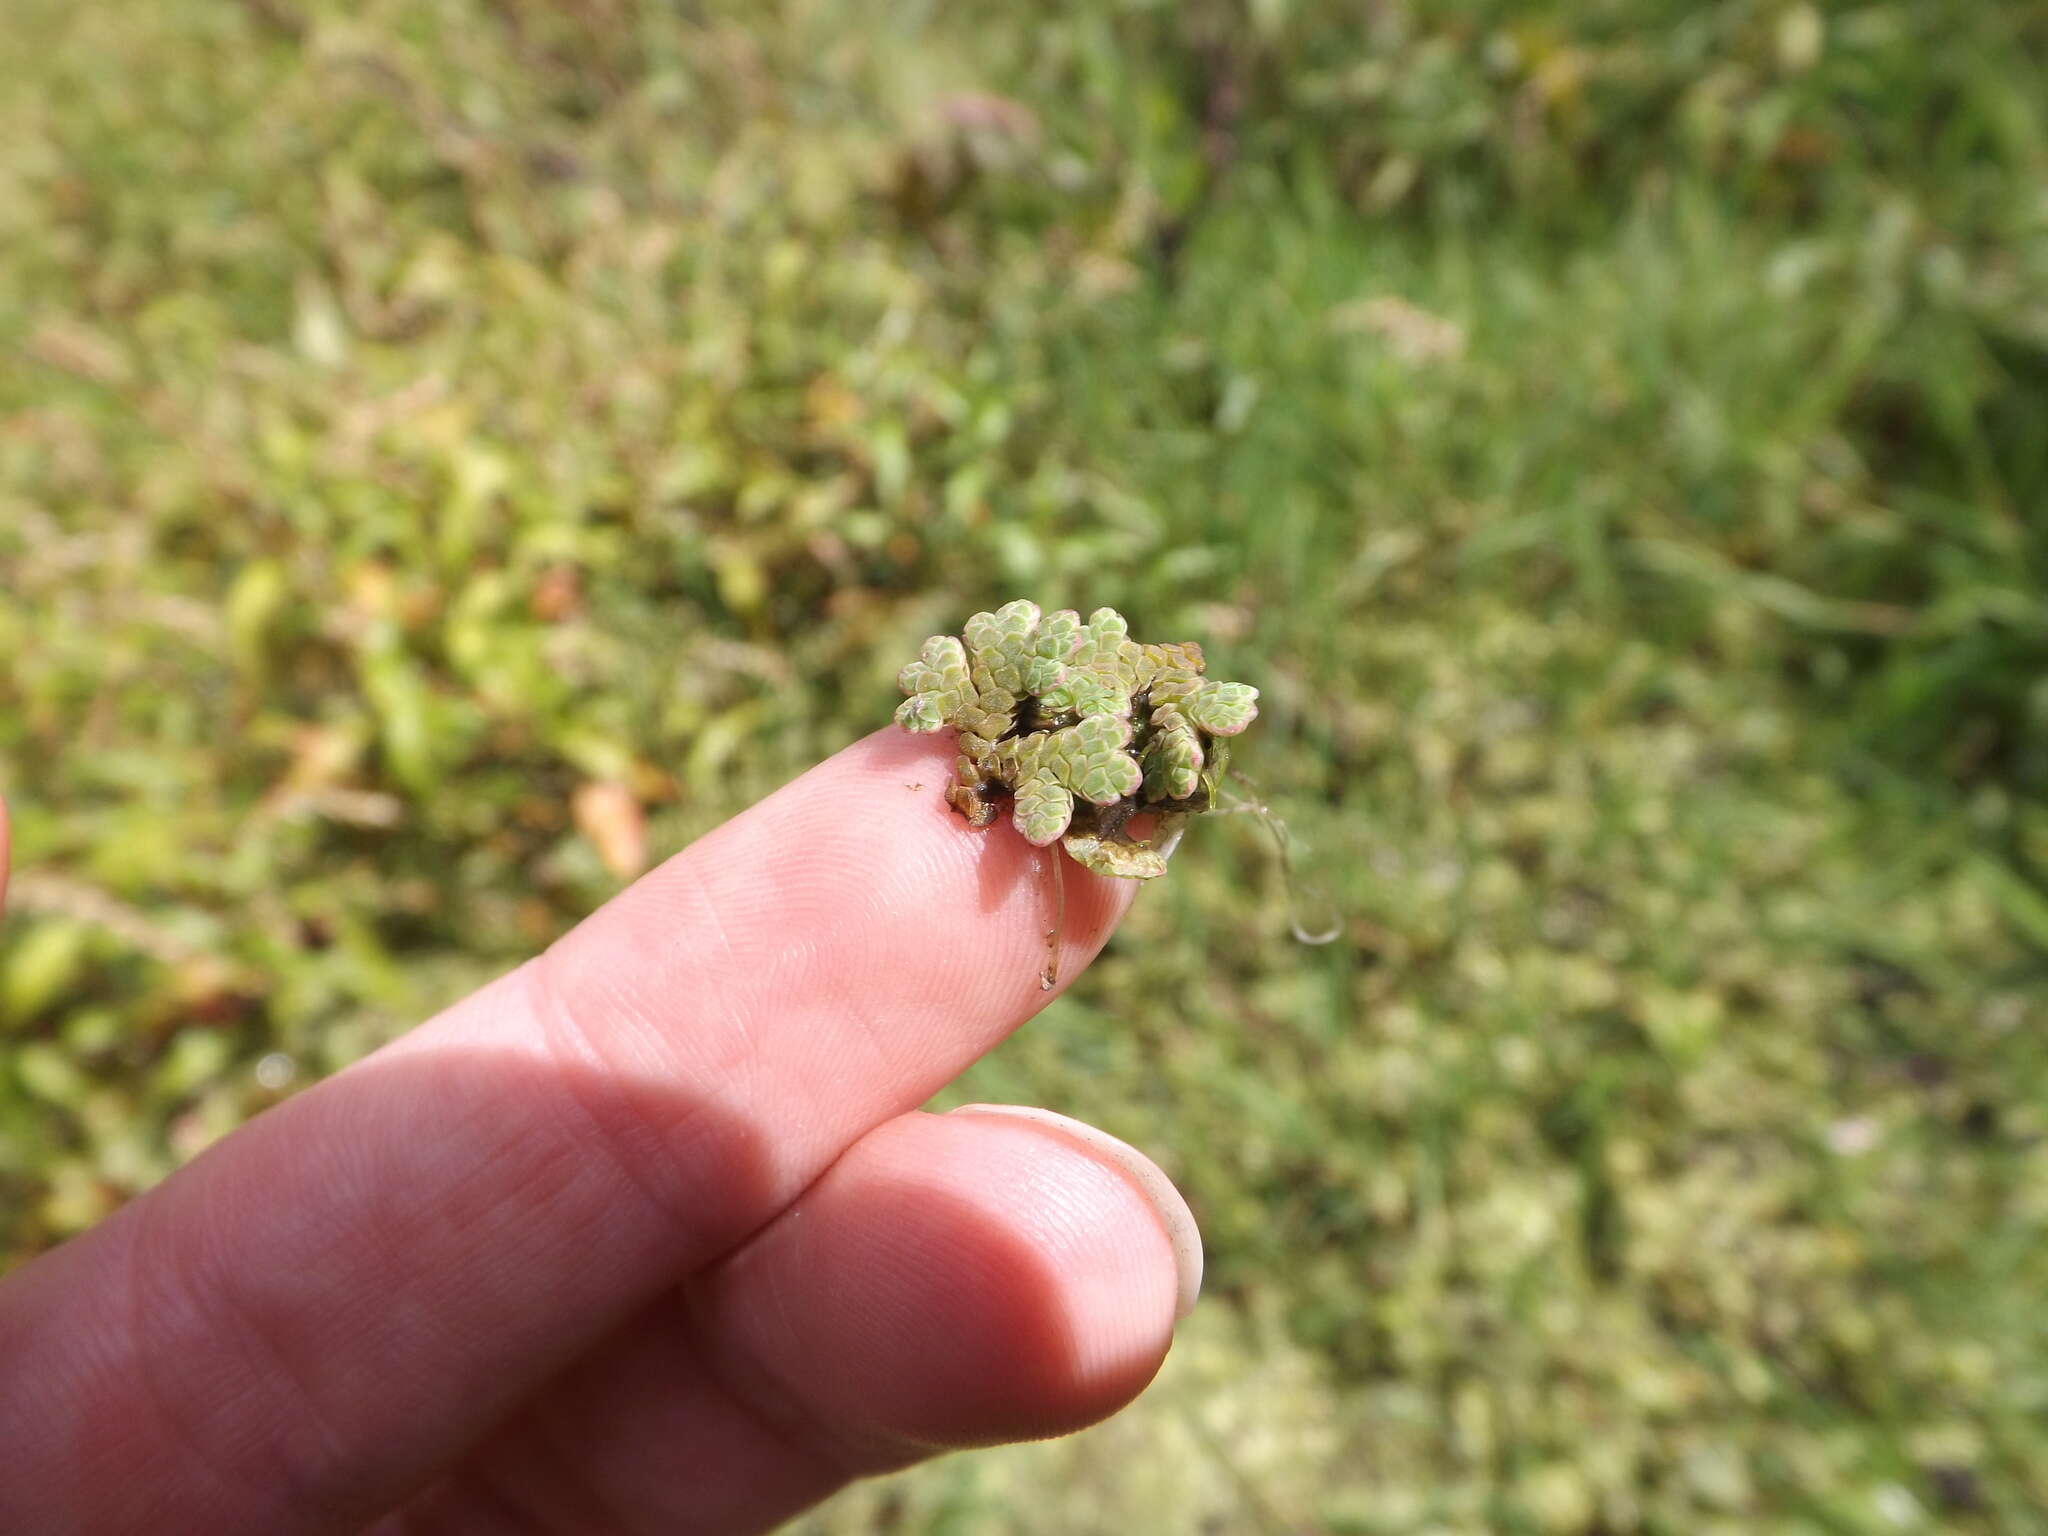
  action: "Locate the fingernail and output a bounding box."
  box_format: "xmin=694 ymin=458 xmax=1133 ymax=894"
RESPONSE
xmin=948 ymin=1104 xmax=1203 ymax=1320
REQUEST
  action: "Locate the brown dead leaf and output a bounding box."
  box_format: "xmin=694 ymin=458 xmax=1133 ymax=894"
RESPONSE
xmin=938 ymin=92 xmax=1041 ymax=143
xmin=530 ymin=564 xmax=584 ymax=623
xmin=29 ymin=321 xmax=133 ymax=387
xmin=1328 ymin=295 xmax=1467 ymax=365
xmin=573 ymin=780 xmax=648 ymax=880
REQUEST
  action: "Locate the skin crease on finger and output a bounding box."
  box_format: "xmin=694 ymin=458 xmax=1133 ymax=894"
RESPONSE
xmin=390 ymin=1108 xmax=1196 ymax=1536
xmin=0 ymin=735 xmax=1205 ymax=1534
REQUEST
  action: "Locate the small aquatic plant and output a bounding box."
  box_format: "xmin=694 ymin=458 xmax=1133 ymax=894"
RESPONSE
xmin=896 ymin=601 xmax=1258 ymax=880
xmin=897 ymin=600 xmax=1286 ymax=986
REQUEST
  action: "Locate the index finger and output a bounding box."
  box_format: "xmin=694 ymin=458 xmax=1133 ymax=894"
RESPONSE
xmin=0 ymin=729 xmax=1136 ymax=1534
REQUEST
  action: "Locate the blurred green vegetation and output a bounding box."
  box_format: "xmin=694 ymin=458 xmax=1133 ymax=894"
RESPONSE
xmin=4 ymin=0 xmax=2048 ymax=1530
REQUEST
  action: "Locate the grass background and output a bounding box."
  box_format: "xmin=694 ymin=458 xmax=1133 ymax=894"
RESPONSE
xmin=4 ymin=0 xmax=2048 ymax=1529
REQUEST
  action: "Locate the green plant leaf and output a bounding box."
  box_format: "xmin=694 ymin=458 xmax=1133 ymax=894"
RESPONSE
xmin=1189 ymin=679 xmax=1259 ymax=735
xmin=1013 ymin=773 xmax=1076 ymax=845
xmin=895 ymin=633 xmax=974 ymax=732
xmin=1143 ymin=723 xmax=1204 ymax=800
xmin=1062 ymin=834 xmax=1169 ymax=879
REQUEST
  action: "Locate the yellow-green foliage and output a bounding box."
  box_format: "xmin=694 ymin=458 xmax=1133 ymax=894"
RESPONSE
xmin=4 ymin=1 xmax=2048 ymax=1531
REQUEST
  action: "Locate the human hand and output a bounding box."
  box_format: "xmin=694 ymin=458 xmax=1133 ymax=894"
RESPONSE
xmin=0 ymin=729 xmax=1201 ymax=1534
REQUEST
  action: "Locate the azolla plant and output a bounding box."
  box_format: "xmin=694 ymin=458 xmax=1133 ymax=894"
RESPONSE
xmin=895 ymin=600 xmax=1258 ymax=882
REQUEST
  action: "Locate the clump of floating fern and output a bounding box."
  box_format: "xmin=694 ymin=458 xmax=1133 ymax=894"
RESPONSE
xmin=895 ymin=600 xmax=1257 ymax=879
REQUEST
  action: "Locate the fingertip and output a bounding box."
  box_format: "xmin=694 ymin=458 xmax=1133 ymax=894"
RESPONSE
xmin=948 ymin=1104 xmax=1202 ymax=1320
xmin=695 ymin=1108 xmax=1185 ymax=1459
xmin=547 ymin=727 xmax=1142 ymax=1110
